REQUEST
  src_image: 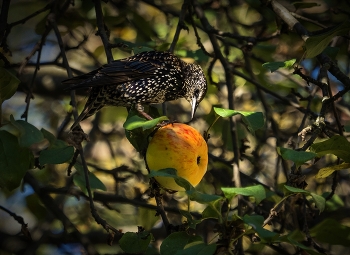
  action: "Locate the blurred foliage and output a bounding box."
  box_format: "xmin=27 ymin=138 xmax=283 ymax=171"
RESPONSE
xmin=1 ymin=0 xmax=350 ymax=254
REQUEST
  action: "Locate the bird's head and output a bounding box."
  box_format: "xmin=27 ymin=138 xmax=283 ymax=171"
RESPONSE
xmin=183 ymin=63 xmax=207 ymax=119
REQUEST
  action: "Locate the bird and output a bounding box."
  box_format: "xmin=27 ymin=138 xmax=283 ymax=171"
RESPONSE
xmin=63 ymin=50 xmax=207 ymax=130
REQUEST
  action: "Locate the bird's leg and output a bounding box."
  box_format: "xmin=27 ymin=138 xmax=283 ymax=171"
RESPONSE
xmin=136 ymin=103 xmax=153 ymax=120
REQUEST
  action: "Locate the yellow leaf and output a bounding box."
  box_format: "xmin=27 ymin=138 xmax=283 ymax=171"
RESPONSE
xmin=315 ymin=163 xmax=350 ymax=179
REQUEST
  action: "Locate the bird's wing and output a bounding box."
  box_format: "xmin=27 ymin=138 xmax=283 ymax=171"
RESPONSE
xmin=63 ymin=57 xmax=166 ymax=90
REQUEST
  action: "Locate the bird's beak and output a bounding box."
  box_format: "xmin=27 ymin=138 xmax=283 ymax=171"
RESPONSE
xmin=191 ymin=97 xmax=198 ymax=120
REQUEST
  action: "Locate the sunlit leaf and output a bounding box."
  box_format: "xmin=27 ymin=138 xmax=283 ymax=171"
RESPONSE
xmin=222 ymin=185 xmax=266 ymax=204
xmin=124 ymin=109 xmax=162 ymax=152
xmin=123 ymin=115 xmax=168 ymax=130
xmin=315 ymin=163 xmax=350 ymax=179
xmin=262 ymin=59 xmax=296 ymax=72
xmin=214 ymin=108 xmax=264 ymax=133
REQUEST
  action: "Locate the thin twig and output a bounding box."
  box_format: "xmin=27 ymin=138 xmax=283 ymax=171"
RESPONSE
xmin=169 ymin=0 xmax=189 ymax=53
xmin=0 ymin=205 xmax=32 ymax=240
xmin=93 ymin=0 xmax=113 ymax=63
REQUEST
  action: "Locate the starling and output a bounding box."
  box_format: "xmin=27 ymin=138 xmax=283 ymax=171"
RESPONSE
xmin=63 ymin=51 xmax=207 ymax=129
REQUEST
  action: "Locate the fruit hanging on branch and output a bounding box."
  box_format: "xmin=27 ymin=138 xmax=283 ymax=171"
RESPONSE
xmin=146 ymin=123 xmax=208 ymax=191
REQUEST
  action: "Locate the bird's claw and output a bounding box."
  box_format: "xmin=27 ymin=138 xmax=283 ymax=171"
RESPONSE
xmin=68 ymin=126 xmax=90 ymax=148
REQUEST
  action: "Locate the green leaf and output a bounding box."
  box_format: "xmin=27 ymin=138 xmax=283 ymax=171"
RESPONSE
xmin=8 ymin=116 xmax=45 ymax=147
xmin=124 ymin=108 xmax=164 ymax=152
xmin=344 ymin=124 xmax=350 ymax=132
xmin=186 ymin=189 xmax=223 ymax=204
xmin=292 ymin=2 xmax=319 ymax=9
xmin=73 ymin=163 xmax=106 ymax=195
xmin=322 ymin=46 xmax=339 ymax=59
xmin=160 ymin=232 xmax=202 ymax=255
xmin=123 ymin=115 xmax=168 ymax=131
xmin=276 ymin=231 xmax=323 ymax=255
xmin=222 ymin=185 xmax=266 ymax=204
xmin=180 ymin=211 xmax=201 ymax=229
xmin=243 ymin=215 xmax=278 ymax=242
xmin=176 ymin=242 xmax=217 ymax=255
xmin=119 ymin=231 xmax=153 ymax=254
xmin=283 ymin=185 xmax=309 ymax=194
xmin=0 ymin=131 xmax=34 ymax=191
xmin=175 ymin=177 xmax=194 ymax=191
xmin=277 ymin=147 xmax=316 ymax=168
xmin=325 ymin=193 xmax=344 ymax=212
xmin=0 ymin=67 xmax=20 ymax=104
xmin=284 ymin=185 xmax=325 ymax=211
xmin=202 ymin=199 xmax=223 ymax=220
xmin=38 ymin=128 xmax=74 ymax=165
xmin=112 ymin=38 xmax=155 ymax=54
xmin=149 ymin=168 xmax=195 ymax=191
xmin=148 ymin=168 xmax=178 ymax=178
xmin=214 ymin=108 xmax=265 ymax=133
xmin=315 ymin=163 xmax=350 ymax=179
xmin=310 ymin=219 xmax=350 ymax=246
xmin=262 ymin=59 xmax=296 ymax=72
xmin=40 ymin=128 xmax=57 ymax=146
xmin=176 ymin=49 xmax=210 ymax=63
xmin=149 ymin=168 xmax=193 ymax=190
xmin=149 ymin=169 xmax=222 ymax=203
xmin=305 ymin=20 xmax=350 ymax=58
xmin=26 ymin=194 xmax=48 ymax=220
xmin=130 ymin=10 xmax=157 ymax=38
xmin=310 ymin=135 xmax=350 ymax=162
xmin=125 ymin=127 xmax=149 ymax=153
xmin=39 ymin=146 xmax=74 ymax=165
xmin=309 ymin=193 xmax=326 ymax=213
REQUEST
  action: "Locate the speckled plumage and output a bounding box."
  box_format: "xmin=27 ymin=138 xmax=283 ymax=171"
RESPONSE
xmin=63 ymin=51 xmax=207 ymax=129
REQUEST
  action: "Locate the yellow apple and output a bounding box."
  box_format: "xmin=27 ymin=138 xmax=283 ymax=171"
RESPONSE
xmin=146 ymin=123 xmax=208 ymax=191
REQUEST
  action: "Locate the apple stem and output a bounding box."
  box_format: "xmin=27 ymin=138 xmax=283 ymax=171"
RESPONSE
xmin=205 ymin=115 xmax=220 ymax=137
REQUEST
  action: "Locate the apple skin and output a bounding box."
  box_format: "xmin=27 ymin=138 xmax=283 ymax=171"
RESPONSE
xmin=146 ymin=123 xmax=208 ymax=191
